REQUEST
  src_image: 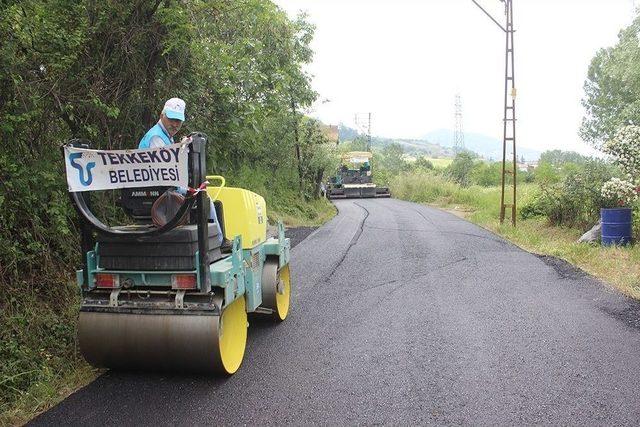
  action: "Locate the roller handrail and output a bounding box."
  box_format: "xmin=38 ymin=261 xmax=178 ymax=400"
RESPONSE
xmin=206 ymin=175 xmax=226 ymax=202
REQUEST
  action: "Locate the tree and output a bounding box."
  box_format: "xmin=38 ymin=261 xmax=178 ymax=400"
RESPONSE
xmin=380 ymin=143 xmax=407 ymax=175
xmin=471 ymin=161 xmax=501 ymax=187
xmin=0 ymin=1 xmax=330 ymax=408
xmin=297 ymin=117 xmax=339 ymax=198
xmin=539 ymin=150 xmax=590 ymax=166
xmin=413 ymin=156 xmax=434 ymax=171
xmin=581 ymin=14 xmax=640 ymax=146
xmin=446 ymin=152 xmax=476 ymax=187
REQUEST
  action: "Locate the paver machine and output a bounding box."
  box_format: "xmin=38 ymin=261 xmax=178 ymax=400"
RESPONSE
xmin=63 ymin=133 xmax=291 ymax=374
xmin=326 ymin=151 xmax=391 ymax=199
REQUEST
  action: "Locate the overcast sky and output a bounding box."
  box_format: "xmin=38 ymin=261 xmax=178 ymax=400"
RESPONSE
xmin=274 ymin=0 xmax=637 ymax=154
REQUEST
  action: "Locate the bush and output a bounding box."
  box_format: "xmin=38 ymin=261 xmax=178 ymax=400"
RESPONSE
xmin=521 ymin=160 xmax=616 ymax=228
xmin=519 ymin=193 xmax=546 ymax=220
xmin=471 ymin=161 xmax=502 ymax=187
xmin=413 ymin=156 xmax=434 ymax=171
xmin=446 ymin=152 xmax=476 ymax=187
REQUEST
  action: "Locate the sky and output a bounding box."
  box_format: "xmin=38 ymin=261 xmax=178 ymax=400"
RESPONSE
xmin=274 ymin=0 xmax=637 ymax=155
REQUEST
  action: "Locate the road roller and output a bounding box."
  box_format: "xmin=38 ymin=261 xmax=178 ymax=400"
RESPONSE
xmin=63 ymin=133 xmax=291 ymax=374
xmin=326 ymin=151 xmax=391 ymax=199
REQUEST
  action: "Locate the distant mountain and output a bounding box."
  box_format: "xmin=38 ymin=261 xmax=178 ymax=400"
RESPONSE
xmin=421 ymin=129 xmax=541 ymax=161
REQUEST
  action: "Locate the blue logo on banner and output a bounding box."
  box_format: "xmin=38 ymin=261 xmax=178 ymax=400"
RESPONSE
xmin=69 ymin=153 xmax=96 ymax=186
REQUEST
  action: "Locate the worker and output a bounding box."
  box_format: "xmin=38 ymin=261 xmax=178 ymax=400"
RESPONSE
xmin=139 ymin=98 xmax=228 ymax=249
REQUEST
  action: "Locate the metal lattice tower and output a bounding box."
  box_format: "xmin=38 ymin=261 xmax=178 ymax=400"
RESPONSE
xmin=472 ymin=0 xmax=517 ymax=226
xmin=453 ymin=94 xmax=465 ymax=154
xmin=354 ymin=113 xmax=372 ymax=151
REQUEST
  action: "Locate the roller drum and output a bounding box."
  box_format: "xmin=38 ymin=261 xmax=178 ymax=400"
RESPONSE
xmin=78 ymin=297 xmax=247 ymax=374
xmin=260 ymin=259 xmax=291 ymax=321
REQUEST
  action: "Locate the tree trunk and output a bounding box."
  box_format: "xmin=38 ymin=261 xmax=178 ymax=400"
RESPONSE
xmin=315 ymin=168 xmax=325 ymax=199
xmin=290 ymin=96 xmax=303 ymax=194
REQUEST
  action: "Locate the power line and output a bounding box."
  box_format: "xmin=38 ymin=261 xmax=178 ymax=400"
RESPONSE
xmin=354 ymin=113 xmax=372 ymax=151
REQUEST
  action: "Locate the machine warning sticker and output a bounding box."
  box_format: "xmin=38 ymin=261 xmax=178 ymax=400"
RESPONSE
xmin=256 ymin=203 xmax=264 ymax=225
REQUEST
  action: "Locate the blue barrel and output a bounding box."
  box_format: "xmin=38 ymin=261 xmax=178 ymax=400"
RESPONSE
xmin=601 ymin=208 xmax=633 ymax=246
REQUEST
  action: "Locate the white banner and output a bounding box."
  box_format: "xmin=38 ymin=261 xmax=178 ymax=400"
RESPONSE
xmin=64 ymin=142 xmax=189 ymax=192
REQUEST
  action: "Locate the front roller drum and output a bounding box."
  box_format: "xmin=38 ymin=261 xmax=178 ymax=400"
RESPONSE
xmin=78 ymin=296 xmax=248 ymax=374
xmin=260 ymin=258 xmax=291 ymax=321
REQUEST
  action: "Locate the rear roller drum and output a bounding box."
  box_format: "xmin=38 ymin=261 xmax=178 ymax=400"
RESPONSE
xmin=78 ymin=296 xmax=248 ymax=375
xmin=260 ymin=258 xmax=291 ymax=321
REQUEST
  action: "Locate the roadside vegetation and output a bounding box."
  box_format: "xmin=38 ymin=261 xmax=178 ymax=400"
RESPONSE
xmin=0 ymin=1 xmax=336 ymax=424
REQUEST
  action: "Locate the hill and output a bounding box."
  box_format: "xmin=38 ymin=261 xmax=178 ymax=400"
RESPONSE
xmin=421 ymin=129 xmax=542 ymax=161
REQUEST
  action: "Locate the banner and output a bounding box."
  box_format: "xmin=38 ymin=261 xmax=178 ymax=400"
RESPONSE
xmin=64 ymin=142 xmax=189 ymax=192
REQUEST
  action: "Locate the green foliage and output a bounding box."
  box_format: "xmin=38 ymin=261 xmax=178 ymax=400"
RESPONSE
xmin=413 ymin=156 xmax=434 ymax=171
xmin=340 ymin=137 xmax=369 ymax=152
xmin=533 ymin=161 xmax=562 ymax=185
xmin=540 ymin=150 xmax=591 ymax=166
xmin=226 ymin=165 xmax=335 ymax=226
xmin=380 ymin=143 xmax=407 ymax=175
xmin=0 ymin=0 xmax=334 ymax=418
xmin=521 ymin=160 xmax=615 ymax=228
xmin=445 ymin=151 xmax=476 ymax=187
xmin=296 ymin=117 xmax=339 ymax=198
xmin=581 ymin=13 xmax=640 ymax=146
xmin=470 ymin=161 xmax=502 ymax=187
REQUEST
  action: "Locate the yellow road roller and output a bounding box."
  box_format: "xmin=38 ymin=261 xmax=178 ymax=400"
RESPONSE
xmin=63 ymin=133 xmax=291 ymax=374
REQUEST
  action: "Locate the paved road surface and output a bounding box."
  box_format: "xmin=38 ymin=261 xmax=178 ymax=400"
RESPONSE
xmin=32 ymin=198 xmax=640 ymax=425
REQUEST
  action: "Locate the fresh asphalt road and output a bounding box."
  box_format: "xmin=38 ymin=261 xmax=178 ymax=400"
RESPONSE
xmin=32 ymin=198 xmax=640 ymax=425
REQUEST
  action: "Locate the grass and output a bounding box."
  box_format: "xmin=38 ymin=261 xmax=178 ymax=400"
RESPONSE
xmin=390 ymin=171 xmax=640 ymax=300
xmin=269 ymin=195 xmax=336 ymax=227
xmin=0 ymin=278 xmax=98 ymax=427
xmin=0 ymin=364 xmax=96 ymax=427
xmin=425 ymin=158 xmax=453 ymax=169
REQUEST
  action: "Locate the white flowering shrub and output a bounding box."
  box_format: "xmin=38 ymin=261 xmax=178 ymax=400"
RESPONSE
xmin=600 ymin=126 xmax=640 ymax=209
xmin=602 ymin=125 xmax=640 ymax=177
xmin=601 ymin=177 xmax=639 ymax=208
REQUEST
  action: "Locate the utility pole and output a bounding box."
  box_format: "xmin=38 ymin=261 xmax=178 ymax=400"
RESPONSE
xmin=471 ymin=0 xmax=517 ymax=226
xmin=355 ymin=113 xmax=372 ymax=151
xmin=453 ymin=93 xmax=465 ymax=154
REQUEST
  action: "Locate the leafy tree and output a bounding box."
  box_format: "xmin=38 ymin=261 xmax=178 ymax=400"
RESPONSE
xmin=446 ymin=151 xmax=476 ymax=187
xmin=413 ymin=156 xmax=434 ymax=171
xmin=581 ymin=14 xmax=640 ymax=146
xmin=471 ymin=161 xmax=502 ymax=187
xmin=0 ymin=0 xmax=329 ymax=411
xmin=539 ymin=150 xmax=590 ymax=166
xmin=297 ymin=117 xmax=339 ymax=198
xmin=380 ymin=143 xmax=407 ymax=175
